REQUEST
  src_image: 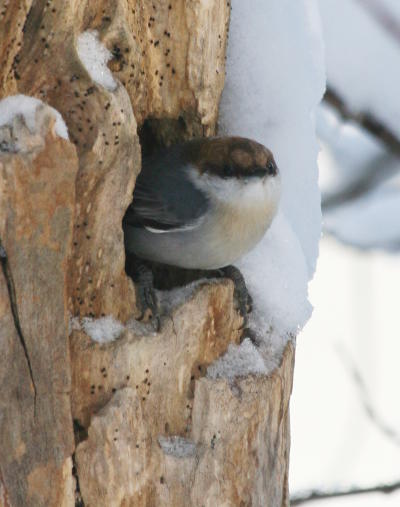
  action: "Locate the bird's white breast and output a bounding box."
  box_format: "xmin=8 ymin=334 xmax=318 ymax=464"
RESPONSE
xmin=190 ymin=171 xmax=281 ymax=268
xmin=127 ymin=170 xmax=281 ymax=270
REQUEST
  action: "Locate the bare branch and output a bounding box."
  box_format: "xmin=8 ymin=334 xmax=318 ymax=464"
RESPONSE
xmin=324 ymin=88 xmax=400 ymax=158
xmin=291 ymin=481 xmax=400 ymax=505
xmin=336 ymin=344 xmax=400 ymax=447
xmin=322 ymin=152 xmax=396 ymax=211
xmin=321 ymin=87 xmax=400 ymax=212
xmin=355 ymin=0 xmax=400 ymax=47
xmin=321 ymin=1 xmax=400 ymax=213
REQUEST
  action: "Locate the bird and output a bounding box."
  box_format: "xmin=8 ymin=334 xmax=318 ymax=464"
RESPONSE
xmin=123 ymin=136 xmax=281 ymax=329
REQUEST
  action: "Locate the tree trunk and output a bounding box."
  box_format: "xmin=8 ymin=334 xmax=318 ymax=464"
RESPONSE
xmin=0 ymin=1 xmax=294 ymax=506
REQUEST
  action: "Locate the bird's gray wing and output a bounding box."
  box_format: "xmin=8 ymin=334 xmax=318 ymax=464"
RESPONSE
xmin=123 ymin=150 xmax=208 ymax=233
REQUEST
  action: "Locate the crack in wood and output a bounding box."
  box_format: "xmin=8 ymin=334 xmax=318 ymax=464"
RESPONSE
xmin=72 ymin=452 xmax=85 ymax=507
xmin=0 ymin=237 xmax=37 ymax=416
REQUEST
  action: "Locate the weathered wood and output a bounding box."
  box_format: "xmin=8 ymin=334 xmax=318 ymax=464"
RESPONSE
xmin=1 ymin=0 xmax=229 ymax=322
xmin=0 ymin=110 xmax=77 ymax=507
xmin=74 ymin=342 xmax=294 ymax=506
xmin=70 ymin=281 xmax=242 ymax=430
xmin=0 ymin=1 xmax=293 ymax=506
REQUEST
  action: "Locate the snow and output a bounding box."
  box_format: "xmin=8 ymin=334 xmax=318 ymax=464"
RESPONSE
xmin=76 ymin=31 xmax=117 ymax=91
xmin=325 ymin=186 xmax=400 ymax=250
xmin=158 ymin=436 xmax=197 ymax=458
xmin=0 ymin=95 xmax=69 ymax=140
xmin=70 ymin=314 xmax=157 ymax=343
xmin=220 ymin=0 xmax=324 ymax=273
xmin=239 ymin=214 xmax=312 ymax=335
xmin=212 ymin=0 xmax=325 ymax=378
xmin=207 ymin=339 xmax=268 ymax=380
xmin=81 ymin=316 xmax=125 ymax=343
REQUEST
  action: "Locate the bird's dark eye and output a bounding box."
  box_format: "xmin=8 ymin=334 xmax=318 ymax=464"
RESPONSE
xmin=267 ymin=161 xmax=276 ymax=176
xmin=223 ymin=164 xmax=233 ymax=177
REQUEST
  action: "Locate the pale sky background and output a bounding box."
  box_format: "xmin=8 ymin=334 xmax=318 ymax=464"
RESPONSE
xmin=289 ymin=1 xmax=400 ymax=504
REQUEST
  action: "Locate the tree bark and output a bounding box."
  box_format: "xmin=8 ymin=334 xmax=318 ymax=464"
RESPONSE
xmin=0 ymin=1 xmax=294 ymax=506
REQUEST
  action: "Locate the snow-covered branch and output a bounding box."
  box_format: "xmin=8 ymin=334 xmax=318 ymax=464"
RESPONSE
xmin=291 ymin=480 xmax=400 ymax=505
xmin=324 ymin=87 xmax=400 ymax=157
xmin=322 ymin=87 xmax=400 ymax=212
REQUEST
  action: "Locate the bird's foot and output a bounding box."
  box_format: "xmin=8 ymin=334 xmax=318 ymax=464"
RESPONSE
xmin=220 ymin=265 xmax=253 ymax=328
xmin=127 ymin=256 xmax=160 ymax=332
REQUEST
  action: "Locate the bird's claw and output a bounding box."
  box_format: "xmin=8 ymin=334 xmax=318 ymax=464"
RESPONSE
xmin=220 ymin=265 xmax=253 ymax=327
xmin=127 ymin=256 xmax=161 ymax=332
xmin=136 ymin=284 xmax=160 ymax=332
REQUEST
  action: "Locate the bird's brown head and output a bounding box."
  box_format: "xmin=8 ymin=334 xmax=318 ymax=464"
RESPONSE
xmin=186 ymin=136 xmax=278 ymax=180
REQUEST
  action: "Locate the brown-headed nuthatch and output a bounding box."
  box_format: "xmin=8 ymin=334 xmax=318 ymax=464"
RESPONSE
xmin=123 ymin=136 xmax=281 ymax=330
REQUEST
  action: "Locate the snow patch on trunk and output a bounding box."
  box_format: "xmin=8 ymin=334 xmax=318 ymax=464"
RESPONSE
xmin=77 ymin=30 xmax=117 ymax=91
xmin=211 ymin=0 xmax=326 ymax=380
xmin=0 ymin=95 xmax=69 ymax=140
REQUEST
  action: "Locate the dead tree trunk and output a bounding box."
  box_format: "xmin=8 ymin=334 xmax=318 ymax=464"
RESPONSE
xmin=0 ymin=1 xmax=294 ymax=506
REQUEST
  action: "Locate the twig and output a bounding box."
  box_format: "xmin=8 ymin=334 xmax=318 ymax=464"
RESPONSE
xmin=355 ymin=0 xmax=400 ymax=47
xmin=322 ymin=152 xmax=396 ymax=211
xmin=321 ymin=87 xmax=400 ymax=212
xmin=324 ymin=87 xmax=400 ymax=157
xmin=336 ymin=344 xmax=400 ymax=447
xmin=291 ymin=481 xmax=400 ymax=505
